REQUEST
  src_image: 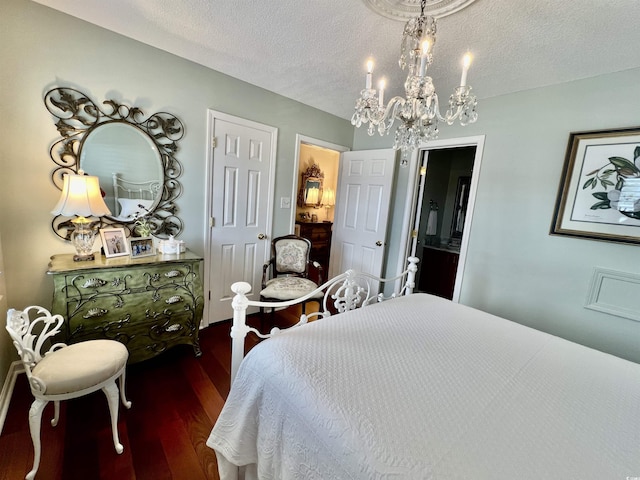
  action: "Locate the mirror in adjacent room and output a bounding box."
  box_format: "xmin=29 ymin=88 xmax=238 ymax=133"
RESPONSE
xmin=44 ymin=87 xmax=184 ymax=240
xmin=450 ymin=176 xmax=471 ymax=242
xmin=297 ymin=163 xmax=324 ymax=208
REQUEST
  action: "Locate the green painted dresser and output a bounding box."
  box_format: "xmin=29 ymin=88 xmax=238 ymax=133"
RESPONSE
xmin=47 ymin=251 xmax=204 ymax=363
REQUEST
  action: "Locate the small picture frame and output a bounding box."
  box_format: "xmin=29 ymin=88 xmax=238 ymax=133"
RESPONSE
xmin=129 ymin=237 xmax=155 ymax=258
xmin=99 ymin=227 xmax=130 ymax=258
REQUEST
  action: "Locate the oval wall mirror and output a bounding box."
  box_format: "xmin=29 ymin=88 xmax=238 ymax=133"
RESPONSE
xmin=44 ymin=87 xmax=184 ymax=239
xmin=79 ymin=122 xmax=164 ymax=221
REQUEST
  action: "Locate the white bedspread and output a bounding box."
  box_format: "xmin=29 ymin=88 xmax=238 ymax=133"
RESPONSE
xmin=207 ymin=293 xmax=640 ymax=479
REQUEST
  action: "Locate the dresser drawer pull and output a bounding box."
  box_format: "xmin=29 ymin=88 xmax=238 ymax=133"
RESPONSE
xmin=82 ymin=278 xmax=108 ymax=288
xmin=83 ymin=308 xmax=108 ymax=319
xmin=165 ymin=295 xmax=184 ymax=304
xmin=164 ymin=270 xmax=183 ymax=278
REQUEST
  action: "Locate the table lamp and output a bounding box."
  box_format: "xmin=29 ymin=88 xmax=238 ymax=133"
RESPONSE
xmin=306 ymin=187 xmax=320 ymax=205
xmin=51 ymin=170 xmax=111 ymax=261
xmin=321 ymin=188 xmax=335 ymax=221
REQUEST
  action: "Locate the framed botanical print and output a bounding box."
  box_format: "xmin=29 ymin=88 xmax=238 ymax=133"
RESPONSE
xmin=551 ymin=127 xmax=640 ymax=244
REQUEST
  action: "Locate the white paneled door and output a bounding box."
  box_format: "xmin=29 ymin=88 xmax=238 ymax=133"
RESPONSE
xmin=206 ymin=111 xmax=277 ymax=324
xmin=329 ymin=149 xmax=396 ymax=283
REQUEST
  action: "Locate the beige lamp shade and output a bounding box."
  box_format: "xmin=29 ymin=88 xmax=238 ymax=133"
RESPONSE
xmin=51 ymin=171 xmax=111 ymax=217
xmin=305 ymin=187 xmax=320 ymax=205
xmin=321 ymin=188 xmax=335 ymax=207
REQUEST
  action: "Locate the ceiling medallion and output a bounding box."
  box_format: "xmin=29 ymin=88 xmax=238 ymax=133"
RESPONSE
xmin=362 ymin=0 xmax=477 ymax=21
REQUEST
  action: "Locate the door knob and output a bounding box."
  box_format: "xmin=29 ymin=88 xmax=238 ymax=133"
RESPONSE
xmin=375 ymin=240 xmax=383 ymax=246
xmin=258 ymin=233 xmax=266 ymax=240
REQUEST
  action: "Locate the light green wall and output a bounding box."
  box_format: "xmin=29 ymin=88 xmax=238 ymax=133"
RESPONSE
xmin=1 ymin=0 xmax=639 ymax=396
xmin=0 ymin=0 xmax=353 ymax=388
xmin=356 ymin=68 xmax=640 ymax=363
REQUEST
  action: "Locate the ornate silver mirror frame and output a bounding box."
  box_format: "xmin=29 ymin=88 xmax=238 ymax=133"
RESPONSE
xmin=297 ymin=163 xmax=324 ymax=207
xmin=44 ymin=87 xmax=184 ymax=240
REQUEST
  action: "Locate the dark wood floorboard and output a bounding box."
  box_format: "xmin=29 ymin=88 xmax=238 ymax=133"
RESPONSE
xmin=0 ymin=311 xmax=296 ymax=480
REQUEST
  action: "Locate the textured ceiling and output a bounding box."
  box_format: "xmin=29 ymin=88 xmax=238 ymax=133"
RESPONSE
xmin=32 ymin=0 xmax=640 ymax=120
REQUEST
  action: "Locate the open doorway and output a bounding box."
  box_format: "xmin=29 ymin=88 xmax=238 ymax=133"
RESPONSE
xmin=413 ymin=146 xmax=476 ymax=299
xmin=290 ymin=136 xmax=349 ymax=275
xmin=395 ymin=135 xmax=484 ymax=303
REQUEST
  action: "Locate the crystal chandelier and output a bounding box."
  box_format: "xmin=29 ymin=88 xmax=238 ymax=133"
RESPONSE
xmin=351 ymin=0 xmax=478 ymax=166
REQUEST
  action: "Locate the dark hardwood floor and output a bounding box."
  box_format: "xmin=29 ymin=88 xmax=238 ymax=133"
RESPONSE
xmin=0 ymin=310 xmax=298 ymax=480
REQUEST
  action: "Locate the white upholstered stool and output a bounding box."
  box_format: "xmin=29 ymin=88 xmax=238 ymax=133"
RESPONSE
xmin=6 ymin=306 xmax=131 ymax=480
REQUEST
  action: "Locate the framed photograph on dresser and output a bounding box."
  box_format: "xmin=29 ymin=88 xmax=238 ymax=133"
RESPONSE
xmin=99 ymin=227 xmax=130 ymax=258
xmin=130 ymin=237 xmax=155 ymax=258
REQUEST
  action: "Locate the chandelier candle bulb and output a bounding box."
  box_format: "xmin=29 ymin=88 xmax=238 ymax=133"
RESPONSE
xmin=419 ymin=40 xmax=430 ymax=77
xmin=366 ymin=59 xmax=374 ymax=89
xmin=460 ymin=52 xmax=472 ymax=87
xmin=378 ymin=79 xmax=385 ymax=107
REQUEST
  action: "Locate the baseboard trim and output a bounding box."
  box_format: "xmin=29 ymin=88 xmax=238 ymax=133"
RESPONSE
xmin=0 ymin=361 xmax=24 ymax=435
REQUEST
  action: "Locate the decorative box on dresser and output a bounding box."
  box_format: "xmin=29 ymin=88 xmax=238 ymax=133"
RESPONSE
xmin=296 ymin=221 xmax=332 ymax=273
xmin=47 ymin=251 xmax=204 ymax=364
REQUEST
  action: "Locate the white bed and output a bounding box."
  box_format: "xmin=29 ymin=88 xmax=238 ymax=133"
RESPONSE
xmin=207 ymin=262 xmax=640 ymax=479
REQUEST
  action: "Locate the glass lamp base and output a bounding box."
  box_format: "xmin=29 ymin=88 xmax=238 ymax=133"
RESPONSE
xmin=73 ymin=253 xmax=95 ymax=262
xmin=71 ymin=216 xmax=97 ymax=262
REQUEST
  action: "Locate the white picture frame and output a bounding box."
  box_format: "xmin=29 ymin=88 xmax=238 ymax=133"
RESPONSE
xmin=99 ymin=227 xmax=130 ymax=258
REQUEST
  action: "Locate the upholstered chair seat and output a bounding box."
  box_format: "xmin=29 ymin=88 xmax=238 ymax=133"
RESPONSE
xmin=31 ymin=339 xmax=128 ymax=395
xmin=260 ymin=277 xmax=324 ymax=301
xmin=6 ymin=306 xmax=131 ymax=480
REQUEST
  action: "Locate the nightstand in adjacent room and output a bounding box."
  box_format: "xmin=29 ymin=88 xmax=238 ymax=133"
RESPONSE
xmin=296 ymin=221 xmax=332 ymax=273
xmin=47 ymin=251 xmax=204 ymax=363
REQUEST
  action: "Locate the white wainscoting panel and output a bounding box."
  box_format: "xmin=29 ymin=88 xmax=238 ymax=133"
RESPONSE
xmin=585 ymin=267 xmax=640 ymax=322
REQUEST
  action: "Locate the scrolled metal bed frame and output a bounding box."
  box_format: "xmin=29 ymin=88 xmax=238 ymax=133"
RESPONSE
xmin=228 ymin=256 xmax=419 ymax=382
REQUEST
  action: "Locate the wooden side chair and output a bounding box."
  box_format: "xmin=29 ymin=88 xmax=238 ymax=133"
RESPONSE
xmin=6 ymin=306 xmax=131 ymax=480
xmin=259 ymin=234 xmax=324 ymax=328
